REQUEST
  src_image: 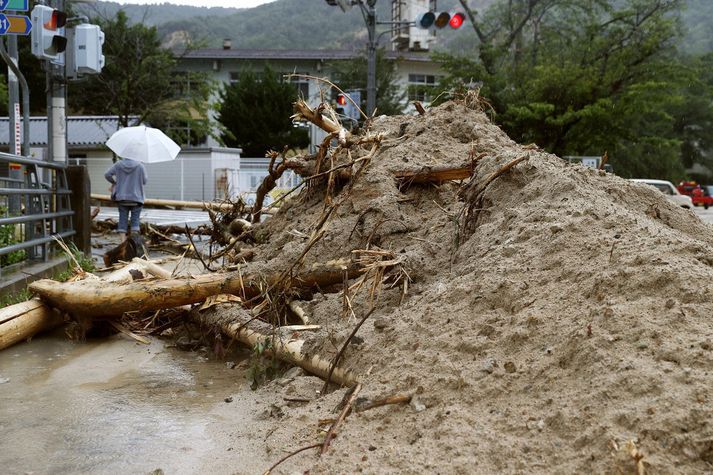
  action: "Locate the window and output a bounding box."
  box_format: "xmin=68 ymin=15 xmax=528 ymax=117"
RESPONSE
xmin=283 ymin=73 xmax=310 ymax=99
xmin=408 ymin=74 xmax=439 ymax=103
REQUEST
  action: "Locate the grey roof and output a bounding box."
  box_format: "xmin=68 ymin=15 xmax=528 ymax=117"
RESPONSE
xmin=0 ymin=116 xmax=139 ymax=147
xmin=181 ymin=48 xmax=433 ymax=62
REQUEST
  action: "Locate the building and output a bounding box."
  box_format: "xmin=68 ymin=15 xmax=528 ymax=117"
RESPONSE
xmin=0 ymin=116 xmax=242 ymax=202
xmin=176 ymin=44 xmax=445 ymax=121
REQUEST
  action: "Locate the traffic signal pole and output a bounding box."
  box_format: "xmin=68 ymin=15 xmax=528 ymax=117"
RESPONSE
xmin=47 ymin=0 xmax=67 ymax=164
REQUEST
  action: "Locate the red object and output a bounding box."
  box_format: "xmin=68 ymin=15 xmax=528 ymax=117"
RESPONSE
xmin=677 ymin=181 xmax=713 ymax=208
xmin=449 ymin=12 xmax=465 ymax=29
xmin=336 ymin=94 xmax=347 ymax=106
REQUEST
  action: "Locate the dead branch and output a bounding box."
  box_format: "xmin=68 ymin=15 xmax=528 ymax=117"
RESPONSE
xmin=355 ymin=394 xmax=412 ymax=412
xmin=395 ymin=164 xmax=475 ymax=189
xmin=262 ymin=443 xmax=322 ymax=475
xmin=322 ymin=306 xmax=376 ymax=393
xmin=321 ymin=383 xmax=362 ymax=455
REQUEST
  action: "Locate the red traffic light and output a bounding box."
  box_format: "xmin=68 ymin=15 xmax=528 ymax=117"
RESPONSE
xmin=449 ymin=12 xmax=465 ymax=29
xmin=44 ymin=10 xmax=67 ymax=31
xmin=336 ymin=94 xmax=347 ymax=106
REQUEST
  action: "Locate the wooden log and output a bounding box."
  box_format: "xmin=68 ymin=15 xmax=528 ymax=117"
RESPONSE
xmin=394 ymin=164 xmax=475 ymax=186
xmin=0 ymin=300 xmax=64 ymax=351
xmin=194 ymin=305 xmax=358 ymax=387
xmin=91 ymin=194 xmax=236 ymax=212
xmin=30 ymin=260 xmax=362 ymax=318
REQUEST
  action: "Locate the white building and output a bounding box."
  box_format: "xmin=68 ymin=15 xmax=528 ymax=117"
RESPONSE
xmin=0 ymin=116 xmax=242 ymax=202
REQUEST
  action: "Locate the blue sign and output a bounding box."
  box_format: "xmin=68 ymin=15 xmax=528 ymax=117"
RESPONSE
xmin=0 ymin=0 xmax=30 ymax=12
xmin=0 ymin=12 xmax=31 ymax=35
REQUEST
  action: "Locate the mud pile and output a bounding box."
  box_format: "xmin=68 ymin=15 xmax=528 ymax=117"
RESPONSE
xmin=247 ymin=100 xmax=713 ymax=473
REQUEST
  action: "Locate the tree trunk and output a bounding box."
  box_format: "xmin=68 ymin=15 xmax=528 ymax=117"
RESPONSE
xmin=194 ymin=305 xmax=357 ymax=387
xmin=30 ymin=260 xmax=361 ymax=318
xmin=0 ymin=300 xmax=64 ymax=351
xmin=91 ymin=194 xmax=237 ymax=212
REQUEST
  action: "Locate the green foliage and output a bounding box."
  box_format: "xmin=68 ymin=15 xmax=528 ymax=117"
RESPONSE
xmin=54 ymin=242 xmax=96 ymax=282
xmin=70 ymin=11 xmax=217 ymax=146
xmin=217 ymin=67 xmax=309 ymax=157
xmin=246 ymin=338 xmax=281 ymax=390
xmin=0 ymin=288 xmax=32 ymax=309
xmin=435 ymin=0 xmax=709 ymax=181
xmin=0 ymin=206 xmax=26 ymax=267
xmin=328 ymin=48 xmax=406 ymax=117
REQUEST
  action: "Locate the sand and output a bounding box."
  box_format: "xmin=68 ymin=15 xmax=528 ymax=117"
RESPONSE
xmin=208 ymin=99 xmax=713 ymax=473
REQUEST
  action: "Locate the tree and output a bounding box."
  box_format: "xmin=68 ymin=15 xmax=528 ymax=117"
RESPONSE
xmin=217 ymin=67 xmax=308 ymax=158
xmin=70 ymin=11 xmax=216 ymax=146
xmin=436 ymin=0 xmax=691 ymax=179
xmin=328 ymin=48 xmax=406 ymax=117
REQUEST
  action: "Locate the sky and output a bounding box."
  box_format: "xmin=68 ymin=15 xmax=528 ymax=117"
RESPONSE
xmin=113 ymin=0 xmax=277 ymax=7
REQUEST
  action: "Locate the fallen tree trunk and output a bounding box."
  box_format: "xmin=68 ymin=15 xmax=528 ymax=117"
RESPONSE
xmin=194 ymin=305 xmax=358 ymax=387
xmin=30 ymin=260 xmax=361 ymax=318
xmin=91 ymin=194 xmax=236 ymax=212
xmin=0 ymin=299 xmax=64 ymax=351
xmin=394 ymin=164 xmax=475 ymax=187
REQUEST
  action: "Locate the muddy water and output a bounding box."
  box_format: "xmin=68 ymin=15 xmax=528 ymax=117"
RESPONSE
xmin=0 ymin=332 xmax=269 ymax=475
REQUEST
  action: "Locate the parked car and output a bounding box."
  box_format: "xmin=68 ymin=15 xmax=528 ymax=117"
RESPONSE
xmin=676 ymin=181 xmax=713 ymax=209
xmin=630 ymin=179 xmax=693 ymax=209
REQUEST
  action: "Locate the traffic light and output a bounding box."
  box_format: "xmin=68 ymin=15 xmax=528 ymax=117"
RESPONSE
xmin=67 ymin=24 xmax=105 ymax=77
xmin=335 ymin=93 xmax=347 ymax=115
xmin=415 ymin=11 xmax=466 ymax=30
xmin=30 ymin=5 xmax=67 ymax=62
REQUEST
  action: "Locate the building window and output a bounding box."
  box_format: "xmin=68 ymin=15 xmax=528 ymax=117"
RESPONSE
xmin=407 ymin=74 xmax=439 ymax=103
xmin=229 ymin=71 xmax=241 ymax=85
xmin=283 ymin=73 xmax=310 ymax=99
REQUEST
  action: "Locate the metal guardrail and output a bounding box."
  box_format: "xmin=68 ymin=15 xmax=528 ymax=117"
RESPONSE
xmin=0 ymin=151 xmax=75 ymax=272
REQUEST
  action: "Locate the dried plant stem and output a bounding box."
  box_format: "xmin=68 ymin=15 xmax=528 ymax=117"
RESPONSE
xmin=262 ymin=443 xmax=322 ymax=475
xmin=320 ymin=383 xmax=363 ymax=455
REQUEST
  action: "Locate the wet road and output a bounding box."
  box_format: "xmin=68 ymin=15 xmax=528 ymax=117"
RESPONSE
xmin=0 ymin=332 xmax=265 ymax=475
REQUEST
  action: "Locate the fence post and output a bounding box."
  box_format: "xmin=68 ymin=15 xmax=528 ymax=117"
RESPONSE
xmin=67 ymin=165 xmax=91 ymax=255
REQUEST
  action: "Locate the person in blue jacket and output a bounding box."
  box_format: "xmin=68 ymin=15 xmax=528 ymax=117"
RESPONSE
xmin=104 ymin=158 xmax=147 ymax=241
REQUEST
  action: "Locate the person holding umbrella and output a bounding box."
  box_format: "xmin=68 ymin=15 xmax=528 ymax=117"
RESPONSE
xmin=104 ymin=125 xmax=181 ymax=241
xmin=104 ymin=157 xmax=147 ymax=240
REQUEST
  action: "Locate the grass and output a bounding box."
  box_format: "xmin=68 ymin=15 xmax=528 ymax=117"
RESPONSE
xmin=0 ymin=288 xmax=32 ymax=309
xmin=0 ymin=242 xmax=96 ymax=309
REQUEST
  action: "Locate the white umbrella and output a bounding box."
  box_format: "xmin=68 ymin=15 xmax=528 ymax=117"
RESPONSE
xmin=106 ymin=125 xmax=181 ymax=163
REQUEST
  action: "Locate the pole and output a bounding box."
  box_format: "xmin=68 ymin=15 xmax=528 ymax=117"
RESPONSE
xmin=365 ymin=2 xmax=377 ymax=117
xmin=48 ymin=0 xmax=67 ymax=164
xmin=6 ymin=36 xmax=21 ymax=215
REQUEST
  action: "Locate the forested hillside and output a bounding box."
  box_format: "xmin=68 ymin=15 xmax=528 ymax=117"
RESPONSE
xmin=78 ymin=0 xmax=713 ymax=55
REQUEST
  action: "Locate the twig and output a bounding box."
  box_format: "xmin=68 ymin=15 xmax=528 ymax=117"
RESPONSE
xmin=288 ymin=73 xmax=367 ymax=121
xmin=322 ymin=306 xmax=376 ymax=394
xmin=320 ymin=383 xmax=362 ymax=455
xmin=262 ymin=443 xmax=322 ymax=475
xmin=355 ymin=394 xmax=412 ymax=412
xmin=185 ymin=224 xmax=214 ymax=272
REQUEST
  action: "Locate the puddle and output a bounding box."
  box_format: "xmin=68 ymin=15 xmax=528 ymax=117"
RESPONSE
xmin=0 ymin=331 xmax=260 ymax=475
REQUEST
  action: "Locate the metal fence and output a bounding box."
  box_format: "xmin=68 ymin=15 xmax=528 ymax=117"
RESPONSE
xmin=0 ymin=151 xmax=74 ymax=274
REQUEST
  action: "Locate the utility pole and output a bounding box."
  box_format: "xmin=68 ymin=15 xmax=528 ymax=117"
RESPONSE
xmin=363 ymin=1 xmax=377 ymax=116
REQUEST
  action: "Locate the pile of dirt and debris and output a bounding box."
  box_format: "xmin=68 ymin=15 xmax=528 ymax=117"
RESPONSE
xmin=20 ymin=95 xmax=713 ymax=473
xmin=242 ymin=99 xmax=713 ymax=473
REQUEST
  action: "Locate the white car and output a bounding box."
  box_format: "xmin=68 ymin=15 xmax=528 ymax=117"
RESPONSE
xmin=630 ymin=179 xmax=693 ymax=209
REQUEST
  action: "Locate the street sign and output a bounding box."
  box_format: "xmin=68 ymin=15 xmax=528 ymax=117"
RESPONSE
xmin=0 ymin=13 xmax=31 ymax=35
xmin=0 ymin=0 xmax=29 ymax=12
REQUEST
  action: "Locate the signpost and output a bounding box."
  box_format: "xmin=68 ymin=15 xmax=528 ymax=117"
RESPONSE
xmin=0 ymin=0 xmax=30 ymax=11
xmin=0 ymin=13 xmax=32 ymax=36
